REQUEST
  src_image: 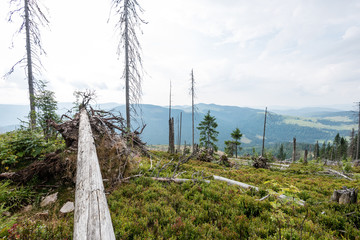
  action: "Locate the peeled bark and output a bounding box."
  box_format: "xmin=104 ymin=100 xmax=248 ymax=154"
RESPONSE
xmin=73 ymin=109 xmax=115 ymax=240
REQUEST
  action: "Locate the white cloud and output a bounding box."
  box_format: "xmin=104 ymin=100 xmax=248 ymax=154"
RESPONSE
xmin=0 ymin=0 xmax=359 ymax=109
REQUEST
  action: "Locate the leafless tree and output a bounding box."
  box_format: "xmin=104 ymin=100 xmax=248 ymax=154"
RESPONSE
xmin=261 ymin=107 xmax=267 ymax=157
xmin=4 ymin=0 xmax=49 ymax=129
xmin=190 ymin=69 xmax=196 ymax=152
xmin=109 ymin=0 xmax=146 ymax=131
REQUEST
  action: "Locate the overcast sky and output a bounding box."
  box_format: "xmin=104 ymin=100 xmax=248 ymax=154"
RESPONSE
xmin=0 ymin=0 xmax=359 ymax=109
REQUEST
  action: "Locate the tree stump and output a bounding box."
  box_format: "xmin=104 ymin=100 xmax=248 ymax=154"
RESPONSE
xmin=331 ymin=187 xmax=358 ymax=204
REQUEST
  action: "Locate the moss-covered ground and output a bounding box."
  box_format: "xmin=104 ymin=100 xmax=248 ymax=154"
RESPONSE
xmin=1 ymin=151 xmax=360 ymax=239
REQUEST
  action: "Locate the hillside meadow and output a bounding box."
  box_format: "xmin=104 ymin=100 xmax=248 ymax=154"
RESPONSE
xmin=1 ymin=146 xmax=360 ymax=239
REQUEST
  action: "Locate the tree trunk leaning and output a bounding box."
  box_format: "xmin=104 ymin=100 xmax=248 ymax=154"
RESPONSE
xmin=73 ymin=109 xmax=115 ymax=240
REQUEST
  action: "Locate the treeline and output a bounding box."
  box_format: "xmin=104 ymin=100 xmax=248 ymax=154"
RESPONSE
xmin=241 ymin=130 xmax=359 ymax=161
xmin=313 ymin=130 xmax=359 ymax=161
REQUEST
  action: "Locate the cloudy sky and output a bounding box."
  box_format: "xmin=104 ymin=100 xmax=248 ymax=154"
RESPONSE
xmin=0 ymin=0 xmax=359 ymax=109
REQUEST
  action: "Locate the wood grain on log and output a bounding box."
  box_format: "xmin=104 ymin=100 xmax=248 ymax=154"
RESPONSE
xmin=73 ymin=109 xmax=115 ymax=240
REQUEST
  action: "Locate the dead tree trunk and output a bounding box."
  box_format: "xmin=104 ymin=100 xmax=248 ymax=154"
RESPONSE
xmin=292 ymin=137 xmax=296 ymax=162
xmin=191 ymin=69 xmax=195 ymax=152
xmin=24 ymin=0 xmax=36 ymax=128
xmin=168 ymin=117 xmax=175 ymax=154
xmin=261 ymin=107 xmax=267 ymax=156
xmin=74 ymin=109 xmax=115 ymax=240
xmin=357 ymin=102 xmax=360 ymax=160
xmin=304 ymin=149 xmax=308 ymax=164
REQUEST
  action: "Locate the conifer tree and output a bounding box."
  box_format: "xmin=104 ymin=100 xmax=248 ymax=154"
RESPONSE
xmin=225 ymin=128 xmax=242 ymax=158
xmin=197 ymin=111 xmax=219 ymax=152
xmin=277 ymin=143 xmax=286 ymax=160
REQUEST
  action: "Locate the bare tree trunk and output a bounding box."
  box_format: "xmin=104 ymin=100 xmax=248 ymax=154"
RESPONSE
xmin=177 ymin=112 xmax=182 ymax=152
xmin=261 ymin=107 xmax=267 ymax=156
xmin=74 ymin=109 xmax=115 ymax=240
xmin=168 ymin=81 xmax=175 ymax=154
xmin=191 ymin=70 xmax=195 ymax=152
xmin=357 ymin=102 xmax=360 ymax=160
xmin=168 ymin=117 xmax=175 ymax=154
xmin=124 ymin=0 xmax=130 ymax=131
xmin=304 ymin=149 xmax=308 ymax=164
xmin=292 ymin=137 xmax=296 ymax=162
xmin=24 ymin=0 xmax=36 ymax=129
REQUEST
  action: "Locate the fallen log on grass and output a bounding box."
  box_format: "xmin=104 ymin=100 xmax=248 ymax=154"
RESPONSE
xmin=213 ymin=175 xmax=259 ymax=190
xmin=318 ymin=169 xmax=354 ymax=181
xmin=73 ymin=109 xmax=115 ymax=240
xmin=151 ymin=177 xmax=210 ymax=184
xmin=212 ymin=175 xmax=305 ymax=206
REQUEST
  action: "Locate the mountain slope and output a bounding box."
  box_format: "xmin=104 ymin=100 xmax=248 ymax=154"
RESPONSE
xmin=0 ymin=103 xmax=356 ymax=149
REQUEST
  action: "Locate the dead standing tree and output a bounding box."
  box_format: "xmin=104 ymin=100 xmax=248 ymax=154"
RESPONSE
xmin=190 ymin=69 xmax=196 ymax=152
xmin=168 ymin=81 xmax=175 ymax=154
xmin=110 ymin=0 xmax=146 ymax=131
xmin=5 ymin=0 xmax=49 ymax=129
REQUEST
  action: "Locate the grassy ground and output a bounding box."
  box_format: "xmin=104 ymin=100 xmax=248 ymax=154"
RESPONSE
xmin=1 ymin=151 xmax=360 ymax=239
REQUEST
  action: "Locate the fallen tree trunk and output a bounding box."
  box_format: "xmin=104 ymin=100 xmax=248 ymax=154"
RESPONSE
xmin=212 ymin=175 xmax=305 ymax=206
xmin=318 ymin=169 xmax=354 ymax=181
xmin=73 ymin=109 xmax=115 ymax=240
xmin=151 ymin=177 xmax=210 ymax=184
xmin=213 ymin=175 xmax=259 ymax=190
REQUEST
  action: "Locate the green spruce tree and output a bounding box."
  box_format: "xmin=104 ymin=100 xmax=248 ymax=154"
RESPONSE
xmin=277 ymin=143 xmax=286 ymax=160
xmin=197 ymin=111 xmax=219 ymax=152
xmin=224 ymin=128 xmax=243 ymax=158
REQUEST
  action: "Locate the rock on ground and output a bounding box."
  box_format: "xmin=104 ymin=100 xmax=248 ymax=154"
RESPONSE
xmin=40 ymin=192 xmax=58 ymax=207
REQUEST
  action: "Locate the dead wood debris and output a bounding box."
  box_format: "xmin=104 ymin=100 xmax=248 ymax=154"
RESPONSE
xmin=253 ymin=156 xmax=270 ymax=169
xmin=1 ymin=107 xmax=147 ymax=185
xmin=331 ymin=187 xmax=358 ymax=204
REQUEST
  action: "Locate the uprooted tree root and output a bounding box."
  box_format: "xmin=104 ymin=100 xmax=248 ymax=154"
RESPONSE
xmin=0 ymin=107 xmax=147 ymax=186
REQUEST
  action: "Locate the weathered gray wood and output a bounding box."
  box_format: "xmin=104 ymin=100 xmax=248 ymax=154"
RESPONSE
xmin=151 ymin=177 xmax=210 ymax=184
xmin=74 ymin=109 xmax=115 ymax=240
xmin=213 ymin=175 xmax=259 ymax=191
xmin=212 ymin=175 xmax=305 ymax=206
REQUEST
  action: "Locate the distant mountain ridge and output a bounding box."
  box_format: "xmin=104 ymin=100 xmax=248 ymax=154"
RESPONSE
xmin=0 ymin=103 xmax=356 ymax=150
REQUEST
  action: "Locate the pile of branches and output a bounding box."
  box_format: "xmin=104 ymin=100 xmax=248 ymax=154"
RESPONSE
xmin=1 ymin=106 xmax=147 ymax=185
xmin=196 ymin=148 xmax=215 ymax=162
xmin=253 ymin=156 xmax=270 ymax=169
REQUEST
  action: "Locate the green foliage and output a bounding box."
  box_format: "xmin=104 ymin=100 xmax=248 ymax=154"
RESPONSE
xmin=225 ymin=128 xmax=243 ymax=158
xmin=0 ymin=181 xmax=34 ymax=211
xmin=277 ymin=143 xmax=286 ymax=160
xmin=0 ymin=130 xmax=65 ymax=170
xmin=197 ymin=111 xmax=219 ymax=152
xmin=35 ymin=80 xmax=60 ymax=141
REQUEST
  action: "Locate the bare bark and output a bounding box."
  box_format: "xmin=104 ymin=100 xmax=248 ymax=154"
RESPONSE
xmin=74 ymin=109 xmax=115 ymax=240
xmin=261 ymin=107 xmax=267 ymax=156
xmin=110 ymin=0 xmax=146 ymax=131
xmin=5 ymin=0 xmax=49 ymax=129
xmin=24 ymin=0 xmax=35 ymax=128
xmin=292 ymin=137 xmax=296 ymax=162
xmin=357 ymin=102 xmax=360 ymax=160
xmin=191 ymin=69 xmax=195 ymax=152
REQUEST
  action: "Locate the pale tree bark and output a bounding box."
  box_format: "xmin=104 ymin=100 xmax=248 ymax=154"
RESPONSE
xmin=292 ymin=137 xmax=297 ymax=162
xmin=110 ymin=0 xmax=146 ymax=131
xmin=5 ymin=0 xmax=49 ymax=129
xmin=261 ymin=107 xmax=267 ymax=157
xmin=357 ymin=102 xmax=360 ymax=160
xmin=190 ymin=69 xmax=195 ymax=152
